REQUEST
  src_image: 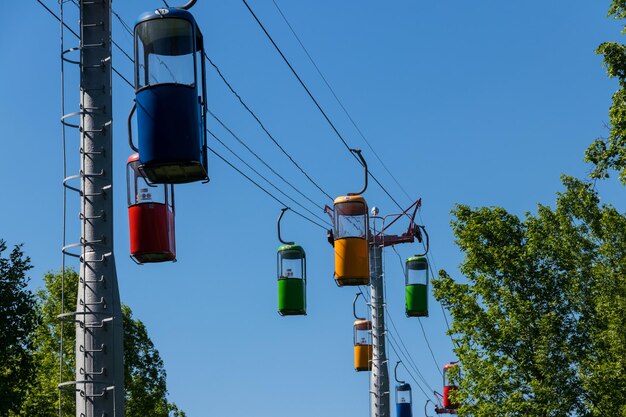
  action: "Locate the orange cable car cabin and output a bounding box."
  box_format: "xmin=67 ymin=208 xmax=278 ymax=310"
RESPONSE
xmin=354 ymin=318 xmax=372 ymax=372
xmin=127 ymin=153 xmax=176 ymax=263
xmin=333 ymin=195 xmax=370 ymax=286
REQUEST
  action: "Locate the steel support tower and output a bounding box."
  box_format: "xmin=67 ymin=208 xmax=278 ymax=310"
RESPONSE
xmin=75 ymin=1 xmax=124 ymax=415
xmin=369 ymin=244 xmax=390 ymax=417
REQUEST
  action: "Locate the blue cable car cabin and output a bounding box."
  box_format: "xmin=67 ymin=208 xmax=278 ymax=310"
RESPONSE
xmin=134 ymin=8 xmax=208 ymax=184
xmin=396 ymin=382 xmax=413 ymax=417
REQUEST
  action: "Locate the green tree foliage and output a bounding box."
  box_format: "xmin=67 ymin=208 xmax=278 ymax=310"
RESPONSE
xmin=433 ymin=177 xmax=626 ymax=416
xmin=11 ymin=270 xmax=184 ymax=416
xmin=0 ymin=241 xmax=36 ymax=416
xmin=586 ymin=1 xmax=626 ymax=182
xmin=124 ymin=305 xmax=185 ymax=417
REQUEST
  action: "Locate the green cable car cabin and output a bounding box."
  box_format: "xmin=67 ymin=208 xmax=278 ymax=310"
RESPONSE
xmin=276 ymin=208 xmax=306 ymax=316
xmin=405 ymin=255 xmax=428 ymax=317
xmin=277 ymin=244 xmax=306 ymax=316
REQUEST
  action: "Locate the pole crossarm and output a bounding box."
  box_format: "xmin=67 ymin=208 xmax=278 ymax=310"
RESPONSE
xmin=370 ymin=198 xmax=422 ymax=247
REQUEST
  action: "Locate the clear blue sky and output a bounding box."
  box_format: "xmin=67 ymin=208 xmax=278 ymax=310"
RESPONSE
xmin=3 ymin=0 xmax=625 ymax=415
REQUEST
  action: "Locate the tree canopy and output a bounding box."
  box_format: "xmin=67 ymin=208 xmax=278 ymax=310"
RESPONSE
xmin=0 ymin=241 xmax=36 ymax=416
xmin=5 ymin=268 xmax=184 ymax=416
xmin=434 ymin=2 xmax=626 ymax=414
xmin=434 ymin=177 xmax=626 ymax=416
xmin=586 ymin=1 xmax=626 ymax=182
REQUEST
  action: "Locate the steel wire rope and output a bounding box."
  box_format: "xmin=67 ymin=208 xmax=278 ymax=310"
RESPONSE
xmin=204 ymin=53 xmax=333 ymax=202
xmin=111 ymin=7 xmax=173 ymax=86
xmin=42 ymin=1 xmax=332 ymax=234
xmin=386 ymin=309 xmax=437 ymax=393
xmin=377 ymin=217 xmax=438 ymax=395
xmin=58 ymin=1 xmax=70 ymax=414
xmin=386 ymin=334 xmax=433 ymax=401
xmin=392 ymin=245 xmax=443 ymax=377
xmin=241 ymin=0 xmax=408 ymax=213
xmin=355 ymin=286 xmax=373 ymax=417
xmin=208 ymin=110 xmax=328 ymax=213
xmin=387 ymin=328 xmax=435 ymax=397
xmin=270 ymin=0 xmax=413 ymax=202
xmin=66 ymin=0 xmax=135 ymax=66
xmin=52 ymin=0 xmax=89 ymax=410
xmin=414 ymin=211 xmax=458 ymax=349
xmin=207 ymin=128 xmax=331 ymax=227
xmin=382 ymin=262 xmax=437 ymax=394
xmin=106 ymin=7 xmax=331 ymax=225
xmin=207 ymin=141 xmax=328 ymax=230
xmin=105 ymin=0 xmax=412 ymax=220
xmin=36 ymin=0 xmax=134 ymax=88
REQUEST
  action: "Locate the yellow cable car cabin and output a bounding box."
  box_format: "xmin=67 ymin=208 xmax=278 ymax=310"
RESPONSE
xmin=354 ymin=319 xmax=372 ymax=372
xmin=333 ymin=195 xmax=370 ymax=286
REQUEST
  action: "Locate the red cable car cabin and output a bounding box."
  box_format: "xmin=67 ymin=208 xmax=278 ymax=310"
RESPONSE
xmin=127 ymin=154 xmax=176 ymax=263
xmin=443 ymin=363 xmax=459 ymax=410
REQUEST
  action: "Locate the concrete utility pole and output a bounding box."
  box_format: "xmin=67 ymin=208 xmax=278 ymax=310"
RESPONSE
xmin=369 ymin=244 xmax=390 ymax=417
xmin=368 ymin=200 xmax=422 ymax=417
xmin=75 ymin=0 xmax=124 ymax=415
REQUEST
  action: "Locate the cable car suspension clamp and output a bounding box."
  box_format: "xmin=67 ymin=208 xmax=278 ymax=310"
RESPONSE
xmin=347 ymin=148 xmax=368 ymax=196
xmin=127 ymin=102 xmax=139 ymax=153
xmin=394 ymin=361 xmax=406 ymax=384
xmin=353 ymin=292 xmax=367 ymax=320
xmin=323 ymin=205 xmax=335 ymax=247
xmin=277 ymin=207 xmax=295 ymax=245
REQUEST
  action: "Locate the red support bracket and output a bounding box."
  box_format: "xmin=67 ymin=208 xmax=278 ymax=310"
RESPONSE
xmin=370 ymin=198 xmax=422 ymax=247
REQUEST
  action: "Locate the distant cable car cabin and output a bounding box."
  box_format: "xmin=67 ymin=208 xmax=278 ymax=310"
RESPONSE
xmin=395 ymin=362 xmax=413 ymax=417
xmin=127 ymin=154 xmax=176 ymax=263
xmin=443 ymin=363 xmax=459 ymax=410
xmin=354 ymin=319 xmax=372 ymax=372
xmin=130 ymin=7 xmax=208 ymax=184
xmin=326 ymin=149 xmax=370 ymax=286
xmin=277 ymin=208 xmax=306 ymax=316
xmin=405 ymin=255 xmax=428 ymax=317
xmin=353 ymin=293 xmax=372 ymax=372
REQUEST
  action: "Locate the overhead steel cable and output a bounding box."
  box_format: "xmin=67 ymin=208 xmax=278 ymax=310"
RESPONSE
xmin=209 ymin=109 xmax=328 ymax=212
xmin=241 ymin=0 xmax=407 ymax=213
xmin=387 ymin=327 xmax=436 ymax=395
xmin=386 ymin=308 xmax=437 ymax=392
xmin=58 ymin=1 xmax=69 ymax=414
xmin=418 ymin=318 xmax=443 ymax=377
xmin=39 ymin=0 xmax=331 ymax=232
xmin=207 ymin=128 xmax=331 ymax=227
xmin=386 ymin=334 xmax=434 ymax=401
xmin=112 ymin=7 xmax=134 ymax=36
xmin=35 ymin=0 xmax=134 ymax=88
xmin=208 ymin=142 xmax=328 ymax=230
xmin=414 ymin=211 xmax=460 ymax=349
xmin=383 ymin=265 xmax=437 ymax=391
xmin=37 ymin=0 xmax=78 ymax=38
xmin=270 ymin=0 xmax=413 ymax=202
xmin=392 ymin=245 xmax=443 ymax=377
xmin=241 ymin=0 xmax=351 ymax=150
xmin=66 ymin=0 xmax=134 ymax=65
xmin=204 ymin=53 xmax=334 ymax=202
